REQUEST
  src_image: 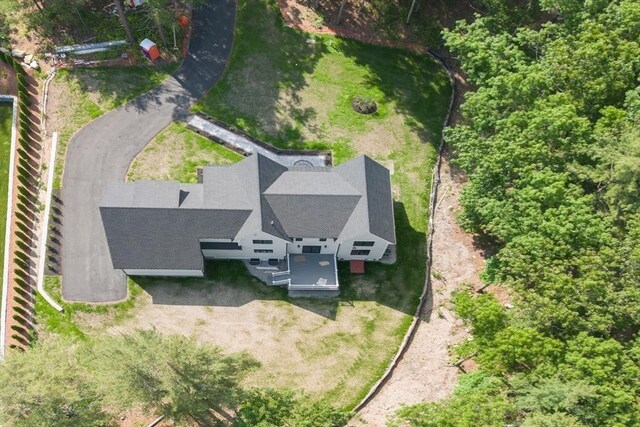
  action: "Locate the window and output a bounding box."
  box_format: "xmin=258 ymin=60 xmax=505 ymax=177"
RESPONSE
xmin=254 ymin=249 xmax=273 ymax=253
xmin=302 ymin=246 xmax=321 ymax=254
xmin=353 ymin=241 xmax=375 ymax=247
xmin=351 ymin=249 xmax=371 ymax=256
xmin=200 ymin=242 xmax=241 ymax=250
xmin=252 ymin=239 xmax=273 ymax=244
xmin=319 ymin=238 xmax=327 ymax=242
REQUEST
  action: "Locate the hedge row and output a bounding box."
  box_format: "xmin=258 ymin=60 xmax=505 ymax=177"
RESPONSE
xmin=0 ymin=50 xmax=40 ymax=351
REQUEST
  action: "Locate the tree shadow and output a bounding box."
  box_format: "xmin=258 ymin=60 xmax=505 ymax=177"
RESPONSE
xmin=336 ymin=37 xmax=453 ymax=148
xmin=60 ymin=65 xmax=178 ymax=115
xmin=198 ymin=0 xmax=327 ymax=149
xmin=136 ymin=202 xmax=426 ymax=321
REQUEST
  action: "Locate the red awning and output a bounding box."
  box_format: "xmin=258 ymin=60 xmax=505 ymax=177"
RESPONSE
xmin=350 ymin=260 xmax=365 ymax=274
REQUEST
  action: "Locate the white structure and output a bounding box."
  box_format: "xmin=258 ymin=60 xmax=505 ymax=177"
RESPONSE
xmin=100 ymin=154 xmax=395 ymax=293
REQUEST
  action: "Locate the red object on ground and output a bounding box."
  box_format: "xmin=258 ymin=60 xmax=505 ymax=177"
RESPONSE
xmin=350 ymin=259 xmax=365 ymax=274
xmin=178 ymin=15 xmax=190 ymax=28
xmin=139 ymin=38 xmax=160 ymax=61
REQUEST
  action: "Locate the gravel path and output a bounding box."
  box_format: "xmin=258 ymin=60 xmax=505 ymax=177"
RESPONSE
xmin=351 ymin=154 xmax=485 ymax=425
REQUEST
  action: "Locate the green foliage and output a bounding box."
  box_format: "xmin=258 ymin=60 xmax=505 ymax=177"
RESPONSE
xmin=88 ymin=329 xmax=260 ymax=425
xmin=236 ymin=388 xmax=352 ymax=427
xmin=521 ymin=412 xmax=587 ymax=427
xmin=514 ymin=376 xmax=599 ymax=422
xmin=0 ymin=330 xmax=348 ymax=425
xmin=452 ymin=290 xmax=506 ymax=342
xmin=390 ymin=373 xmax=514 ymax=427
xmin=0 ymin=103 xmax=11 ymax=283
xmin=401 ymin=1 xmax=640 ymax=425
xmin=0 ymin=336 xmax=109 ymax=426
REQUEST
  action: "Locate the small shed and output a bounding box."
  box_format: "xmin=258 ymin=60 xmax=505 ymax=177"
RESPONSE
xmin=139 ymin=38 xmax=160 ymax=61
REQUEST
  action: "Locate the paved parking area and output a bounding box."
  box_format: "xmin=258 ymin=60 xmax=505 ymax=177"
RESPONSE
xmin=61 ymin=0 xmax=236 ymax=302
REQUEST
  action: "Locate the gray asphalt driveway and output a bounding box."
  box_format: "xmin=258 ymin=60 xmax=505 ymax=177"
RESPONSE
xmin=61 ymin=0 xmax=236 ymax=302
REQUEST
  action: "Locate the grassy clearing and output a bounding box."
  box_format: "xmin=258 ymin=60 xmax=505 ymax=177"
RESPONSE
xmin=197 ymin=0 xmax=451 ymax=227
xmin=38 ymin=0 xmax=451 ymax=410
xmin=194 ymin=0 xmax=450 ymax=406
xmin=0 ymin=103 xmax=11 ymax=293
xmin=198 ymin=0 xmax=450 ymax=310
xmin=51 ymin=65 xmax=176 ymax=188
xmin=127 ymin=122 xmax=243 ymax=182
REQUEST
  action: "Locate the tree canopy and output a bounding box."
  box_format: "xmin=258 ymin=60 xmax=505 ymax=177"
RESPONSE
xmin=396 ymin=0 xmax=640 ymax=425
xmin=0 ymin=330 xmax=349 ymax=426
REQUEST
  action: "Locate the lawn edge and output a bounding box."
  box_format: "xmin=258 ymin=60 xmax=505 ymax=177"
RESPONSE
xmin=352 ymin=50 xmax=457 ymax=413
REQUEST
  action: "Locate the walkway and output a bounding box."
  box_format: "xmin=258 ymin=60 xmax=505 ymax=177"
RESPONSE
xmin=187 ymin=115 xmax=328 ymax=167
xmin=61 ymin=0 xmax=236 ymax=302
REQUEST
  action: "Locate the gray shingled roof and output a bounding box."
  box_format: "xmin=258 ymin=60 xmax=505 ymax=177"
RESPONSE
xmin=100 ymin=207 xmax=251 ymax=270
xmin=334 ymin=156 xmax=396 ymax=243
xmin=264 ymin=194 xmax=361 ymax=238
xmin=262 ymin=169 xmax=362 ymax=238
xmin=100 ymin=181 xmax=251 ymax=270
xmin=363 ymin=156 xmax=396 ymax=243
xmin=99 ymin=153 xmax=395 ymax=271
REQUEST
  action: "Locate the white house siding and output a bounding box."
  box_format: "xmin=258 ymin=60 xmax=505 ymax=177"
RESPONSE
xmin=336 ymin=234 xmax=390 ymax=260
xmin=287 ymin=237 xmax=340 ymax=255
xmin=124 ymin=269 xmax=204 ymax=277
xmin=201 ymin=232 xmax=287 ymax=261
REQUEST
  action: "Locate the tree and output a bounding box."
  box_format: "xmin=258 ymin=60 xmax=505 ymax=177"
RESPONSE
xmin=0 ymin=336 xmax=109 ymax=426
xmin=521 ymin=412 xmax=587 ymax=427
xmin=424 ymin=1 xmax=640 ymax=425
xmin=389 ymin=373 xmax=514 ymax=427
xmin=88 ymin=329 xmax=260 ymax=425
xmin=114 ymin=0 xmax=136 ymax=44
xmin=235 ymin=388 xmax=352 ymax=427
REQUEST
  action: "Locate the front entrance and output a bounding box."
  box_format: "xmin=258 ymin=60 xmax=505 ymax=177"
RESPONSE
xmin=302 ymin=245 xmax=321 ymax=254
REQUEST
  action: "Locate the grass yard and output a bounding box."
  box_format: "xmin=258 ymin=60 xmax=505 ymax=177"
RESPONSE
xmin=37 ymin=0 xmax=451 ymax=410
xmin=49 ymin=66 xmax=176 ymax=188
xmin=197 ymin=0 xmax=451 ymax=311
xmin=0 ymin=103 xmax=12 ymax=291
xmin=127 ymin=122 xmax=243 ymax=182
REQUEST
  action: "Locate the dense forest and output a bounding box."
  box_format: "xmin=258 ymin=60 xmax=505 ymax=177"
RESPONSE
xmin=394 ymin=0 xmax=640 ymax=426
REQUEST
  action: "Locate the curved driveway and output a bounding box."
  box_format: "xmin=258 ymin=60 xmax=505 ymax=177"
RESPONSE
xmin=61 ymin=0 xmax=236 ymax=302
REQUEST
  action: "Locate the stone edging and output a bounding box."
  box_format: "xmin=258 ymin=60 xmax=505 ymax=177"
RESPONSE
xmin=353 ymin=51 xmax=457 ymax=413
xmin=189 ymin=112 xmax=332 ymax=161
xmin=0 ymin=95 xmax=18 ymax=360
xmin=36 ymin=132 xmax=63 ymax=312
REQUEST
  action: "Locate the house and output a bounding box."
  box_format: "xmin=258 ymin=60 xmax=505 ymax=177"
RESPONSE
xmin=99 ymin=153 xmax=395 ymax=293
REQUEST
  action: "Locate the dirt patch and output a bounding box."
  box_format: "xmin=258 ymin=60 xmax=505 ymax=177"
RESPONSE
xmin=0 ymin=61 xmax=17 ymax=96
xmin=45 ymin=77 xmax=71 ymax=138
xmin=276 ymin=0 xmax=476 ymax=55
xmin=351 ymin=151 xmax=485 ymax=425
xmin=127 ymin=129 xmax=188 ymax=181
xmin=349 ymin=114 xmax=412 ymax=158
xmin=100 ymin=279 xmax=408 ymax=406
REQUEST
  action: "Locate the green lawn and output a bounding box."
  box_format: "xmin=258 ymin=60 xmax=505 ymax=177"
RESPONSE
xmin=0 ymin=103 xmax=12 ymax=292
xmin=198 ymin=0 xmax=452 ymax=311
xmin=52 ymin=66 xmax=176 ymax=188
xmin=38 ymin=0 xmax=451 ymax=410
xmin=127 ymin=122 xmax=243 ymax=182
xmin=35 ymin=276 xmax=145 ymax=341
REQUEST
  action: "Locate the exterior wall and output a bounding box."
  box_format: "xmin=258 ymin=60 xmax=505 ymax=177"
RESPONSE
xmin=201 ymin=232 xmax=287 ymax=261
xmin=336 ymin=234 xmax=390 ymax=261
xmin=287 ymin=237 xmax=339 ymax=255
xmin=124 ymin=269 xmax=204 ymax=277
